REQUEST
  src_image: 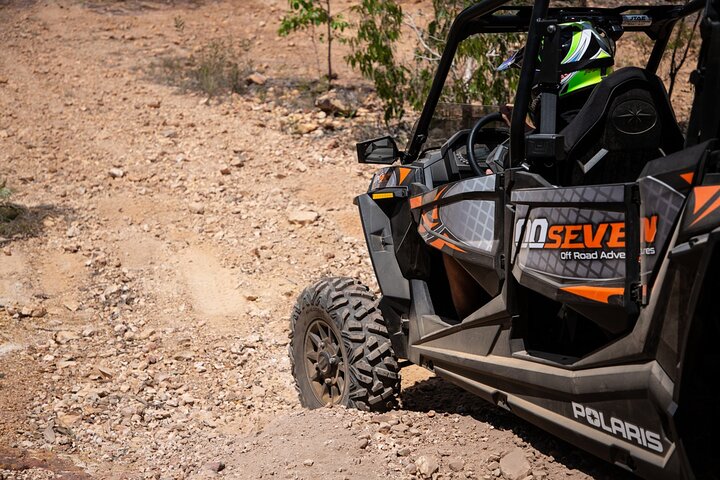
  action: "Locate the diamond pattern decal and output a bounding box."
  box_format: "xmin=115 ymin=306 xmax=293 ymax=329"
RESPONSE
xmin=512 ymin=184 xmax=625 ymax=205
xmin=639 ymin=176 xmax=685 ymax=282
xmin=440 ymin=200 xmax=495 ymax=252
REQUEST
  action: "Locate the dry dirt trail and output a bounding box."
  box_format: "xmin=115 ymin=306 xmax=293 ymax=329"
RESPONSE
xmin=0 ymin=1 xmax=632 ymax=479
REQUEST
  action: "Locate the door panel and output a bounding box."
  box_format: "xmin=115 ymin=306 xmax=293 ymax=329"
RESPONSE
xmin=510 ymin=184 xmax=637 ymax=314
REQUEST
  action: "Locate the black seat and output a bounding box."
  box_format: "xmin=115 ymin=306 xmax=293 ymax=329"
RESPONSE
xmin=559 ymin=67 xmax=685 ymax=186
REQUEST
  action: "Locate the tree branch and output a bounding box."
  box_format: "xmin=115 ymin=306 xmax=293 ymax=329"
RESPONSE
xmin=669 ymin=11 xmax=701 ymax=97
xmin=403 ymin=14 xmax=441 ymax=60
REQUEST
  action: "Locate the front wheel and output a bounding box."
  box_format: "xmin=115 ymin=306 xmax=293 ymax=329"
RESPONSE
xmin=289 ymin=277 xmax=400 ymax=411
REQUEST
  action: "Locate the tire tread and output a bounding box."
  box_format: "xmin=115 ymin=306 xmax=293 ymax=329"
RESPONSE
xmin=289 ymin=277 xmax=400 ymax=411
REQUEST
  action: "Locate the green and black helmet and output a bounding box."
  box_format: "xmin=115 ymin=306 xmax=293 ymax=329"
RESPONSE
xmin=498 ymin=21 xmax=616 ymax=96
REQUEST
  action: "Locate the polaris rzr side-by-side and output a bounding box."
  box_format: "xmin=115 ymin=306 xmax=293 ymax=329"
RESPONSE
xmin=289 ymin=1 xmax=720 ymax=478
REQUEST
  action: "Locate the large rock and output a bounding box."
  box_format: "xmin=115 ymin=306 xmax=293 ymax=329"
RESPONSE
xmin=189 ymin=202 xmax=205 ymax=214
xmin=288 ymin=210 xmax=318 ymax=225
xmin=245 ymin=72 xmax=267 ymax=86
xmin=108 ymin=167 xmax=125 ymax=178
xmin=295 ymin=122 xmax=319 ymax=135
xmin=448 ymin=457 xmax=465 ymax=472
xmin=0 ymin=343 xmax=23 ymax=357
xmin=55 ymin=331 xmax=80 ymax=344
xmin=57 ymin=413 xmax=81 ymax=428
xmin=201 ymin=461 xmax=225 ymax=473
xmin=415 ymin=455 xmax=440 ymax=479
xmin=500 ymin=448 xmax=531 ymax=480
xmin=315 ymin=90 xmax=354 ymax=117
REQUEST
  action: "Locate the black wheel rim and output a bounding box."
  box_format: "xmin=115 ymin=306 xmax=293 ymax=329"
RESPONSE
xmin=304 ymin=318 xmax=347 ymax=405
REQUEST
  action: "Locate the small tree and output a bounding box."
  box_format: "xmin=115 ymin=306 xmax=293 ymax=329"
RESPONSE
xmin=346 ymin=0 xmax=521 ymax=121
xmin=279 ymin=0 xmax=349 ymax=87
xmin=345 ymin=0 xmax=406 ymax=121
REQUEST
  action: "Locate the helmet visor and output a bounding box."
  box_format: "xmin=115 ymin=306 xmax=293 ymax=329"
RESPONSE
xmin=497 ymin=47 xmax=524 ymax=71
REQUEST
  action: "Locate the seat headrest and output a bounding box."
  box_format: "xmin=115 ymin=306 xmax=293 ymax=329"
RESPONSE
xmin=562 ymin=67 xmax=684 ymax=160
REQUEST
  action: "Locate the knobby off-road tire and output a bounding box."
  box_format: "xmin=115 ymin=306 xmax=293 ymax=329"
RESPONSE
xmin=289 ymin=277 xmax=400 ymax=411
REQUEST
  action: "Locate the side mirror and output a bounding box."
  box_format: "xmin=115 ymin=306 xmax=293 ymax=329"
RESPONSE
xmin=356 ymin=136 xmax=400 ymax=164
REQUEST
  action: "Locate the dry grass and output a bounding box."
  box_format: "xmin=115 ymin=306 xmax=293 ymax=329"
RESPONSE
xmin=149 ymin=38 xmax=253 ymax=98
xmin=0 ymin=204 xmax=62 ymax=241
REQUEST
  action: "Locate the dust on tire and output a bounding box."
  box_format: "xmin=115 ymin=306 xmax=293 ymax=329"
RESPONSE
xmin=289 ymin=277 xmax=400 ymax=411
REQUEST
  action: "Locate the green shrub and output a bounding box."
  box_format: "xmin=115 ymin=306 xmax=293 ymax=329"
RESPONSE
xmin=148 ymin=37 xmax=252 ymax=97
xmin=346 ymin=0 xmax=522 ymax=121
xmin=191 ymin=39 xmax=251 ymax=97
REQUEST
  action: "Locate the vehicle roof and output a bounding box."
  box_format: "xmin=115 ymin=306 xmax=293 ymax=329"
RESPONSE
xmin=459 ymin=2 xmax=703 ymax=36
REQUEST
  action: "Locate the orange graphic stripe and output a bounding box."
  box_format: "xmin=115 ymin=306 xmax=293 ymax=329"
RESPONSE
xmin=693 ymin=185 xmax=720 ymax=214
xmin=434 ymin=185 xmax=448 ymax=201
xmin=680 ymin=172 xmax=694 ymax=184
xmin=691 ymin=195 xmax=720 ymax=226
xmin=398 ymin=167 xmax=411 ymax=184
xmin=430 ymin=237 xmax=465 ymax=253
xmin=410 ymin=185 xmax=446 ymax=210
xmin=561 ymin=286 xmax=624 ymax=304
xmin=421 ymin=206 xmax=440 ymax=229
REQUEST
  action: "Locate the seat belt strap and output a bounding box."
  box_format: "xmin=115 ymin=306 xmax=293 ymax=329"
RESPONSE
xmin=540 ymin=93 xmax=557 ymax=134
xmin=537 ymin=24 xmax=561 ymax=134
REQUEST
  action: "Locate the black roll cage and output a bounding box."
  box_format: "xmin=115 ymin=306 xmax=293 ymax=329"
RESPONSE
xmin=403 ymin=0 xmax=706 ymax=166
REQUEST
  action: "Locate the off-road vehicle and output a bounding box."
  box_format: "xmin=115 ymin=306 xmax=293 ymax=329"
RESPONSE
xmin=289 ymin=1 xmax=720 ymax=478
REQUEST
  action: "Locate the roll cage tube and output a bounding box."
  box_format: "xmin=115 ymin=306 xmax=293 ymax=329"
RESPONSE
xmin=403 ymin=0 xmax=705 ymax=166
xmin=647 ymin=0 xmax=705 ymax=73
xmin=509 ymin=0 xmax=549 ymax=166
xmin=403 ymin=0 xmax=509 ymax=163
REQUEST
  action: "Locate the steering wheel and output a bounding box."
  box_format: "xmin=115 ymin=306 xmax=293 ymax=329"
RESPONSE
xmin=466 ymin=111 xmax=504 ymax=176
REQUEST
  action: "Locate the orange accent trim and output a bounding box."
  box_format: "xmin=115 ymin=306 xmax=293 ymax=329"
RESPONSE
xmin=434 ymin=185 xmax=447 ymax=201
xmin=410 ymin=185 xmax=446 ymax=210
xmin=421 ymin=206 xmax=439 ymax=228
xmin=561 ymin=286 xmax=624 ymax=304
xmin=680 ymin=172 xmax=694 ymax=184
xmin=430 ymin=237 xmax=465 ymax=253
xmin=691 ymin=195 xmax=720 ymax=226
xmin=398 ymin=167 xmax=411 ymax=184
xmin=420 ymin=207 xmax=440 ymax=231
xmin=693 ymin=185 xmax=720 ymax=214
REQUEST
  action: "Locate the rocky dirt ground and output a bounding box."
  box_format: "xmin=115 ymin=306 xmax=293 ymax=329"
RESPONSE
xmin=0 ymin=1 xmax=692 ymax=479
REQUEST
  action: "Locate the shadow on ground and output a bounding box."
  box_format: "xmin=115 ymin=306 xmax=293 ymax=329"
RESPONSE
xmin=401 ymin=377 xmax=634 ymax=480
xmin=0 ymin=447 xmax=92 ymax=479
xmin=0 ymin=203 xmax=67 ymax=243
xmin=82 ymin=0 xmax=207 ymax=15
